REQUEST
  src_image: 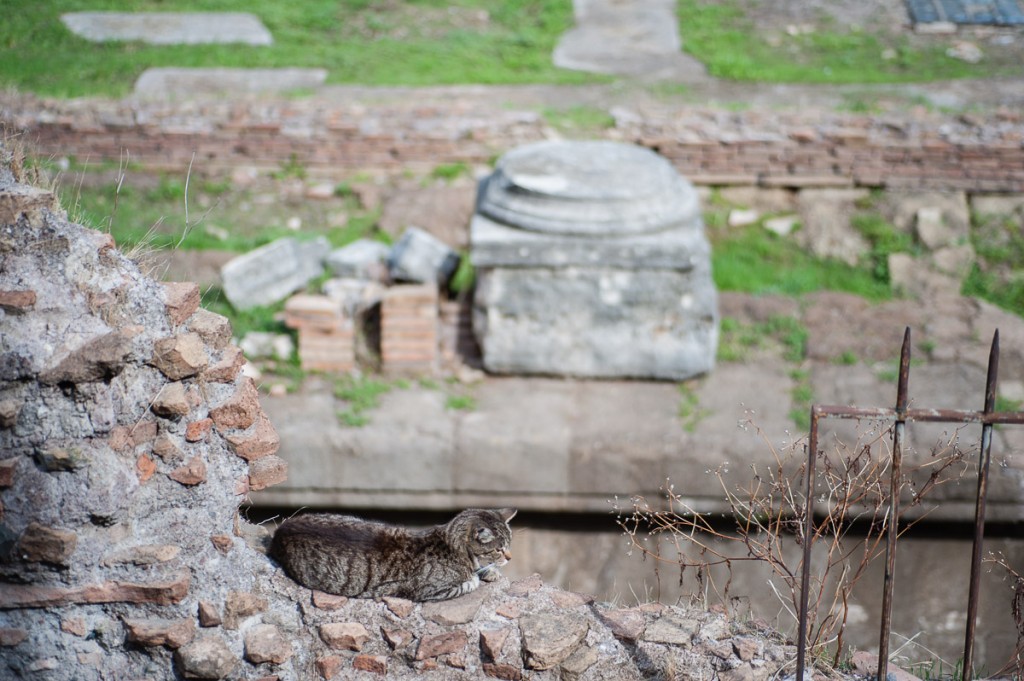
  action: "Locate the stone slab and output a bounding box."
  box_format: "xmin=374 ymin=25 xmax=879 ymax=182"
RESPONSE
xmin=61 ymin=12 xmax=273 ymax=45
xmin=134 ymin=68 xmax=326 ymax=98
xmin=553 ymin=0 xmax=708 ymax=80
xmin=220 ymin=237 xmax=329 ymax=310
xmin=388 ymin=227 xmax=460 ymax=285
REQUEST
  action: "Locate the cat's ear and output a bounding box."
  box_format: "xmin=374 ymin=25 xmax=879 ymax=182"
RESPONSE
xmin=498 ymin=508 xmax=517 ymax=522
xmin=476 ymin=527 xmax=495 ymax=543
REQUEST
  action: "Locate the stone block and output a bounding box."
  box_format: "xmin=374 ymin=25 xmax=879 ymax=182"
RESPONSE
xmin=239 ymin=332 xmax=294 ymax=361
xmin=388 ymin=227 xmax=460 ymax=285
xmin=221 ymin=236 xmax=329 ymax=310
xmin=326 ymin=239 xmax=391 ymax=280
xmin=471 ymin=141 xmax=717 ymax=380
xmin=62 ymin=12 xmax=273 ymax=45
xmin=519 ymin=610 xmax=589 ymax=670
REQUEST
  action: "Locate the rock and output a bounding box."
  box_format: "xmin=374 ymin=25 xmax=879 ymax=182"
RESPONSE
xmin=519 ymin=610 xmax=589 ymax=670
xmin=34 ymin=443 xmax=87 ymax=472
xmin=932 ymin=244 xmax=975 ymax=278
xmin=851 ymin=650 xmax=923 ymax=681
xmin=209 ymin=378 xmax=261 ymax=431
xmin=495 ymin=600 xmax=522 ymax=619
xmin=136 ymin=454 xmax=156 ymax=482
xmin=60 ymin=617 xmax=87 ymax=637
xmin=507 ymin=573 xmax=543 ymax=597
xmin=39 ymin=329 xmax=133 ymax=384
xmin=151 ymin=333 xmax=209 ymax=380
xmin=599 ymin=607 xmax=646 ymax=641
xmin=220 ymin=236 xmax=329 ymax=310
xmin=223 ymin=591 xmax=268 ymax=630
xmin=914 ymin=206 xmax=949 ymax=249
xmin=175 ymin=635 xmax=237 ymax=680
xmin=644 ymin=613 xmax=698 ymax=646
xmin=352 ymin=654 xmax=388 ymax=674
xmin=947 ymin=40 xmax=983 ymax=63
xmin=203 ymin=345 xmax=245 ymax=383
xmin=0 ymin=570 xmax=191 ymax=608
xmin=0 ymin=457 xmax=16 ymax=486
xmin=764 ymin=215 xmax=799 ymax=236
xmin=61 ymin=11 xmax=273 ymax=46
xmin=319 ymin=622 xmax=370 ymax=651
xmin=198 ymin=601 xmax=222 ymax=627
xmin=305 ymin=182 xmax=336 ymax=200
xmin=388 ymin=226 xmax=460 ymax=285
xmin=316 ymin=655 xmax=344 ymax=680
xmin=152 ymin=433 xmax=184 ymax=462
xmin=415 ymin=630 xmax=468 ymax=660
xmin=210 ymin=535 xmax=233 ymax=554
xmin=479 ymin=626 xmax=511 ymax=660
xmin=224 ymin=414 xmax=280 ymax=461
xmin=734 ymin=636 xmax=762 ymax=661
xmin=17 ymin=523 xmax=77 ymax=565
xmin=326 ymin=239 xmax=392 ymax=280
xmin=311 ymin=590 xmax=348 ymax=610
xmin=247 ymin=455 xmax=288 ymax=491
xmin=381 ymin=627 xmax=413 ymax=650
xmin=187 ymin=308 xmax=233 ymax=349
xmin=0 ymin=289 xmax=35 ymax=312
xmin=560 ymin=644 xmax=599 ymax=676
xmin=382 ymin=596 xmax=414 ymax=618
xmin=152 ymin=381 xmax=191 ymax=418
xmin=0 ymin=400 xmax=20 ymax=429
xmin=421 ymin=587 xmax=487 ymax=625
xmin=728 ymin=208 xmax=760 ymax=227
xmin=123 ymin=617 xmax=196 ymax=649
xmin=888 ymin=191 xmax=969 ymax=241
xmin=162 ymin=282 xmax=201 ymax=326
xmin=169 ymin=456 xmax=208 ymax=486
xmin=244 ymin=624 xmax=293 ymax=665
xmin=0 ymin=628 xmax=28 ymax=646
xmin=239 ymin=332 xmax=294 ymax=361
xmin=549 ymin=589 xmax=594 ymax=608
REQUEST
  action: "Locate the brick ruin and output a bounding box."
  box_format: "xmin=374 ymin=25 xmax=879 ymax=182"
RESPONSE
xmin=0 ymin=150 xmax=848 ymax=679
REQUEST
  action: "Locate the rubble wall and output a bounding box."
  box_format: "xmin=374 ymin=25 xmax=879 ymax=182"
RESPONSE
xmin=4 ymin=91 xmax=1024 ymax=192
xmin=0 ymin=150 xmax=839 ymax=680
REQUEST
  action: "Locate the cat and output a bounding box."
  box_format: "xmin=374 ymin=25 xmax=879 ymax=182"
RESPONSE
xmin=270 ymin=507 xmax=516 ymax=601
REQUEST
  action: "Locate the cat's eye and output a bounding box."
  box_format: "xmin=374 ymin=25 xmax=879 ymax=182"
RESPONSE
xmin=476 ymin=527 xmax=494 ymax=543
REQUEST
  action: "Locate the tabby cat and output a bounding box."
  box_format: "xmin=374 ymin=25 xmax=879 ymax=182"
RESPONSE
xmin=270 ymin=508 xmax=516 ymax=601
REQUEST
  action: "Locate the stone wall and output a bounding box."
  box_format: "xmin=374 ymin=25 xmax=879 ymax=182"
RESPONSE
xmin=0 ymin=147 xmax=843 ymax=679
xmin=3 ymin=90 xmax=1023 ymax=192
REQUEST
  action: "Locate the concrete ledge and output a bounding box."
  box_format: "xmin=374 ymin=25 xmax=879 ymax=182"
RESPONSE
xmin=134 ymin=68 xmax=328 ymax=98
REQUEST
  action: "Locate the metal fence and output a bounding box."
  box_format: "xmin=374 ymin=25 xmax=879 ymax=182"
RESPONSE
xmin=795 ymin=327 xmax=1024 ymax=681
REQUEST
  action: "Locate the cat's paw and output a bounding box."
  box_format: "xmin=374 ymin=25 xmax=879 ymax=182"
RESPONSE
xmin=478 ymin=566 xmax=500 ymax=582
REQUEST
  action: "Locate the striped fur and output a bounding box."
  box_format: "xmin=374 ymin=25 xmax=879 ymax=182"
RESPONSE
xmin=270 ymin=508 xmax=516 ymax=601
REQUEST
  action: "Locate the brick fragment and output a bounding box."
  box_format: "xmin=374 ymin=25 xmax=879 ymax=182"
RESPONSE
xmin=168 ymin=456 xmax=207 ymax=486
xmin=152 ymin=433 xmax=184 ymax=462
xmin=223 ymin=590 xmax=267 ymax=630
xmin=319 ymin=622 xmax=370 ymax=651
xmin=209 ymin=377 xmax=260 ymax=430
xmin=224 ymin=414 xmax=279 ymax=461
xmin=381 ymin=627 xmax=413 ymax=650
xmin=151 ymin=382 xmax=190 ymax=419
xmin=0 ymin=628 xmax=28 ymax=646
xmin=382 ymin=595 xmax=414 ymax=618
xmin=123 ymin=617 xmax=196 ymax=649
xmin=17 ymin=523 xmax=77 ymax=565
xmin=311 ymin=590 xmax=347 ymax=610
xmin=483 ymin=662 xmax=523 ymax=680
xmin=151 ymin=333 xmax=209 ymax=380
xmin=185 ymin=418 xmax=213 ymax=442
xmin=0 ymin=457 xmax=17 ymax=487
xmin=39 ymin=329 xmax=133 ymax=384
xmin=244 ymin=624 xmax=293 ymax=665
xmin=0 ymin=570 xmax=189 ymax=608
xmin=161 ymin=282 xmax=201 ymax=326
xmin=353 ymin=655 xmax=387 ymax=674
xmin=316 ymin=655 xmax=344 ymax=680
xmin=415 ymin=630 xmax=467 ymax=660
xmin=61 ymin=617 xmax=87 ymax=637
xmin=187 ymin=308 xmax=233 ymax=349
xmin=136 ymin=454 xmax=156 ymax=483
xmin=129 ymin=420 xmax=158 ymax=446
xmin=198 ymin=600 xmax=222 ymax=627
xmin=203 ymin=345 xmax=245 ymax=383
xmin=210 ymin=534 xmax=233 ymax=555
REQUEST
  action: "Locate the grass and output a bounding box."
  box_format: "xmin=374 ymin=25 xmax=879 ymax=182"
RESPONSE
xmin=717 ymin=315 xmax=808 ymax=364
xmin=675 ymin=0 xmax=1016 ymax=84
xmin=334 ymin=375 xmax=393 ymax=427
xmin=710 ymin=224 xmax=892 ymax=301
xmin=445 ymin=394 xmax=476 ymax=411
xmin=677 ymin=381 xmax=710 ymax=433
xmin=1 ymin=0 xmax=601 ymax=98
xmin=963 ymin=209 xmax=1024 ymax=318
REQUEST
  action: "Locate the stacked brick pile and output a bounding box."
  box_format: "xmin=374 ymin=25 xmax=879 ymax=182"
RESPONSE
xmin=380 ymin=284 xmax=440 ymax=375
xmin=283 ymin=294 xmax=355 ymax=372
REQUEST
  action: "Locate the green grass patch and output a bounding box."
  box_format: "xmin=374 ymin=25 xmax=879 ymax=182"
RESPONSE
xmin=334 ymin=375 xmax=393 ymax=427
xmin=430 ymin=162 xmax=471 ymax=183
xmin=541 ymin=106 xmax=616 ymax=135
xmin=677 ymin=381 xmax=710 ymax=433
xmin=711 ymin=225 xmax=891 ymax=301
xmin=449 ymin=255 xmax=475 ymax=294
xmin=789 ymin=369 xmax=813 ymax=431
xmin=2 ymin=0 xmax=602 ymax=98
xmin=676 ymin=0 xmax=1014 ymax=84
xmin=851 ymin=213 xmax=916 ymax=283
xmin=445 ymin=394 xmax=477 ymax=411
xmin=201 ymin=288 xmax=286 ymax=338
xmin=717 ymin=315 xmax=808 ymax=364
xmin=963 ymin=210 xmax=1024 ymax=318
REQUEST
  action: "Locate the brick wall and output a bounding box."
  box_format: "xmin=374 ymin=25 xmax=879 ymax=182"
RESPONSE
xmin=4 ymin=91 xmax=1023 ymax=192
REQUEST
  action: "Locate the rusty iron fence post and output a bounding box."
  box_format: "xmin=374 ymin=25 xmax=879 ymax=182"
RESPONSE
xmin=794 ymin=327 xmax=1024 ymax=681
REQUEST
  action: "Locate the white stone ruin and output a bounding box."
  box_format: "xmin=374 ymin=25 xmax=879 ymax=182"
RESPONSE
xmin=470 ymin=140 xmax=718 ymax=380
